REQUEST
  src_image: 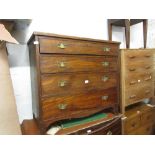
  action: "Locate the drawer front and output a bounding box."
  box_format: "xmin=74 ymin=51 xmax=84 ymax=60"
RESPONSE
xmin=128 ymin=123 xmax=153 ymax=135
xmin=124 ymin=50 xmax=153 ymax=63
xmin=39 ymin=37 xmax=119 ymax=56
xmin=40 ymin=55 xmax=118 ymax=73
xmin=74 ymin=117 xmax=121 ymax=135
xmin=125 ymin=72 xmax=153 ymax=88
xmin=125 ymin=60 xmax=153 ymax=75
xmin=41 ymin=72 xmax=118 ymax=97
xmin=124 ymin=114 xmax=141 ymax=133
xmin=125 ymin=85 xmax=153 ymax=106
xmin=41 ymin=88 xmax=117 ymax=121
xmin=141 ymin=110 xmax=154 ymax=124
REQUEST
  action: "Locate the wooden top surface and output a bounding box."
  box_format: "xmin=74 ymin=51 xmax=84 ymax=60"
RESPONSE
xmin=28 ymin=31 xmax=120 ymax=44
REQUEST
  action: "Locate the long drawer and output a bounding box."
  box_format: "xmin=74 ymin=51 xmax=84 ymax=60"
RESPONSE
xmin=125 ymin=72 xmax=153 ymax=88
xmin=125 ymin=61 xmax=153 ymax=75
xmin=41 ymin=72 xmax=117 ymax=97
xmin=127 ymin=123 xmax=153 ymax=135
xmin=41 ymin=87 xmax=117 ymax=121
xmin=124 ymin=50 xmax=153 ymax=63
xmin=40 ymin=55 xmax=118 ymax=73
xmin=125 ymin=85 xmax=153 ymax=106
xmin=39 ymin=37 xmax=119 ymax=56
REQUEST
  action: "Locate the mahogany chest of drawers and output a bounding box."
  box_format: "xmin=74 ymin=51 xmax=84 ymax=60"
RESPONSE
xmin=121 ymin=49 xmax=154 ymax=109
xmin=28 ymin=32 xmax=120 ymax=134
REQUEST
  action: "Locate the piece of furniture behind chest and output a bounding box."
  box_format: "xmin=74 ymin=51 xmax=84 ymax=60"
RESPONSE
xmin=28 ymin=32 xmax=120 ymax=134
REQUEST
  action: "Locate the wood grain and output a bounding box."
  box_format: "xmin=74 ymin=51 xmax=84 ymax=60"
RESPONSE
xmin=40 ymin=54 xmax=118 ymax=73
xmin=41 ymin=72 xmax=118 ymax=97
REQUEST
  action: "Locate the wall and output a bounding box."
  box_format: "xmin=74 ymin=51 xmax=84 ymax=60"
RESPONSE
xmin=7 ymin=19 xmax=155 ymax=123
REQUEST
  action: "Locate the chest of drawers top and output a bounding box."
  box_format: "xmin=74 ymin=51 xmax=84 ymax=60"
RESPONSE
xmin=28 ymin=32 xmax=120 ymax=56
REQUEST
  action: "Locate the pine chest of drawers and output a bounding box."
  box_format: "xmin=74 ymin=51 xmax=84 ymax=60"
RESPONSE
xmin=121 ymin=49 xmax=154 ymax=108
xmin=28 ymin=32 xmax=120 ymax=133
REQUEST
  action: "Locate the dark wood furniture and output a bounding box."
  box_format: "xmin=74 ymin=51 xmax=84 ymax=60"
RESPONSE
xmin=108 ymin=19 xmax=148 ymax=48
xmin=28 ymin=32 xmax=120 ymax=134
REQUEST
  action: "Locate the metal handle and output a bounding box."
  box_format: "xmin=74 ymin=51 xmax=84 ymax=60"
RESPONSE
xmin=106 ymin=131 xmax=112 ymax=135
xmin=57 ymin=43 xmax=66 ymax=49
xmin=103 ymin=47 xmax=110 ymax=52
xmin=102 ymin=76 xmax=109 ymax=82
xmin=102 ymin=95 xmax=109 ymax=101
xmin=58 ymin=103 xmax=67 ymax=110
xmin=129 ymin=68 xmax=136 ymax=71
xmin=102 ymin=61 xmax=109 ymax=67
xmin=58 ymin=80 xmax=67 ymax=87
xmin=130 ymin=95 xmax=136 ymax=99
xmin=58 ymin=61 xmax=66 ymax=68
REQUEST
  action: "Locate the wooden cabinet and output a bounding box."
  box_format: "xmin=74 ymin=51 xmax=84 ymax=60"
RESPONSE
xmin=28 ymin=32 xmax=120 ymax=134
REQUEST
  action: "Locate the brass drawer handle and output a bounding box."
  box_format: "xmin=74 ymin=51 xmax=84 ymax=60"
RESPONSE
xmin=106 ymin=131 xmax=112 ymax=135
xmin=102 ymin=76 xmax=109 ymax=82
xmin=129 ymin=68 xmax=136 ymax=71
xmin=58 ymin=61 xmax=66 ymax=68
xmin=57 ymin=43 xmax=66 ymax=49
xmin=129 ymin=95 xmax=136 ymax=99
xmin=103 ymin=47 xmax=111 ymax=52
xmin=58 ymin=103 xmax=67 ymax=110
xmin=58 ymin=80 xmax=67 ymax=87
xmin=130 ymin=80 xmax=137 ymax=85
xmin=145 ymin=90 xmax=150 ymax=94
xmin=102 ymin=95 xmax=109 ymax=101
xmin=102 ymin=62 xmax=110 ymax=67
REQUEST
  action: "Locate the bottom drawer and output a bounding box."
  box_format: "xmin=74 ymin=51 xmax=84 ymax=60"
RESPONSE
xmin=73 ymin=117 xmax=121 ymax=135
xmin=127 ymin=123 xmax=153 ymax=135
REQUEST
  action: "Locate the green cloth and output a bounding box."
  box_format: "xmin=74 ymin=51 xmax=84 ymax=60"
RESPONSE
xmin=61 ymin=113 xmax=108 ymax=129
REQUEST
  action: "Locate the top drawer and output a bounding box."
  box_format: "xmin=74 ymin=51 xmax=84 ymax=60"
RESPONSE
xmin=124 ymin=50 xmax=153 ymax=63
xmin=39 ymin=37 xmax=119 ymax=56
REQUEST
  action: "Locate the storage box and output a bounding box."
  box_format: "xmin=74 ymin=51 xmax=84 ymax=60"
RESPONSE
xmin=0 ymin=23 xmax=21 ymax=134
